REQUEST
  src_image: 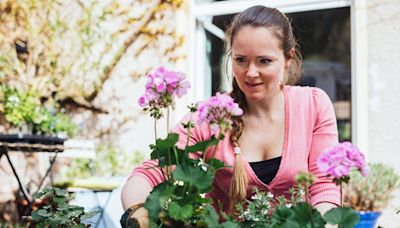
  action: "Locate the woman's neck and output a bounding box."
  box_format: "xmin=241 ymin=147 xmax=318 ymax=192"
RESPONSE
xmin=245 ymin=87 xmax=284 ymax=120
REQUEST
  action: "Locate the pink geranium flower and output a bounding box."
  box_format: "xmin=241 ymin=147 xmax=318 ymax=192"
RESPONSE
xmin=138 ymin=67 xmax=190 ymax=118
xmin=197 ymin=92 xmax=243 ymax=134
xmin=317 ymin=141 xmax=368 ymax=182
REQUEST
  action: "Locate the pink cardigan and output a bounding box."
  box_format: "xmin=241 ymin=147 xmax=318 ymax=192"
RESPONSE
xmin=129 ymin=86 xmax=340 ymax=212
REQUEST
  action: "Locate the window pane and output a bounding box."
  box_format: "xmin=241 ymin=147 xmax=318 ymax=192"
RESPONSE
xmin=289 ymin=7 xmax=351 ymax=141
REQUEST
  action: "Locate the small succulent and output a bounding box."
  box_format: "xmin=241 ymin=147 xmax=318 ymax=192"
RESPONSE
xmin=344 ymin=163 xmax=400 ymax=211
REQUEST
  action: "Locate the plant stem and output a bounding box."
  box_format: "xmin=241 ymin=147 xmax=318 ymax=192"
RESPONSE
xmin=166 ymin=107 xmax=173 ymax=181
xmin=154 ymin=118 xmax=167 ymax=180
xmin=208 ymin=138 xmax=221 ymax=169
xmin=305 ymin=183 xmax=314 ymax=228
xmin=154 ymin=118 xmax=158 ymax=142
xmin=305 ymin=184 xmax=310 ymax=204
xmin=340 ymin=183 xmax=343 ymax=228
xmin=185 ymin=114 xmax=193 ymax=149
xmin=168 ymin=147 xmax=172 ymax=180
xmin=173 ymin=147 xmax=180 ymax=165
xmin=167 ymin=107 xmax=170 ymax=133
xmin=340 ymin=182 xmax=343 ymax=207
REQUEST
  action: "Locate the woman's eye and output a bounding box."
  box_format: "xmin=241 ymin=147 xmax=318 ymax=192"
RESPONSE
xmin=235 ymin=57 xmax=246 ymax=63
xmin=260 ymin=58 xmax=271 ymax=64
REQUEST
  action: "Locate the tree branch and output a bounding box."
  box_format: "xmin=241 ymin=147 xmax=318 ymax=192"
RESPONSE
xmin=85 ymin=0 xmax=162 ymax=102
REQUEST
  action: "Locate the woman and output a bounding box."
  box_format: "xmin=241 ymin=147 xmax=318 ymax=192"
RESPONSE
xmin=121 ymin=5 xmax=340 ymax=226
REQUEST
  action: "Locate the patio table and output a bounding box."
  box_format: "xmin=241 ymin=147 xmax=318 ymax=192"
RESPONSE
xmin=0 ymin=134 xmax=65 ymax=216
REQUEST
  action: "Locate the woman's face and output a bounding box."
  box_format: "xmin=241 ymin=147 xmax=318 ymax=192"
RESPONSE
xmin=232 ymin=26 xmax=290 ymax=102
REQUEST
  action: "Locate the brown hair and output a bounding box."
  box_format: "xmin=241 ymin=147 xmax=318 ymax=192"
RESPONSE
xmin=225 ymin=5 xmax=302 ymax=215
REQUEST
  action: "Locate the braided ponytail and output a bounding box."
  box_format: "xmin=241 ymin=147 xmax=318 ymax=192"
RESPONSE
xmin=228 ymin=79 xmax=248 ymax=216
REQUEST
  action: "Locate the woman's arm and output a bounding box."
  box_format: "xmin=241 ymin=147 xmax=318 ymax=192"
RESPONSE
xmin=308 ymin=88 xmax=341 ymax=206
xmin=121 ymin=176 xmax=153 ymax=210
xmin=315 ymin=202 xmax=336 ymax=215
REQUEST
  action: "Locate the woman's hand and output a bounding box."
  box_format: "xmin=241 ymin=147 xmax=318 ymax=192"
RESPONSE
xmin=120 ymin=203 xmax=149 ymax=228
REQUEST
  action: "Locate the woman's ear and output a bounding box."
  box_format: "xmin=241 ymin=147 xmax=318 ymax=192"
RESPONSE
xmin=284 ymin=48 xmax=295 ymax=69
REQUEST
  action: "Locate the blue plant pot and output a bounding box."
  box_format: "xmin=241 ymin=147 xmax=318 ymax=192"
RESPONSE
xmin=353 ymin=211 xmax=381 ymax=228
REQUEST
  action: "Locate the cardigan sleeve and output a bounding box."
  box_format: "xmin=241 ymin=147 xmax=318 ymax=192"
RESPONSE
xmin=308 ymin=88 xmax=341 ymax=206
xmin=128 ymin=112 xmax=209 ymax=187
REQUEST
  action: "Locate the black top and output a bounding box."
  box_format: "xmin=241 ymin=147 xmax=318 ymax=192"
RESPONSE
xmin=249 ymin=156 xmax=282 ymax=185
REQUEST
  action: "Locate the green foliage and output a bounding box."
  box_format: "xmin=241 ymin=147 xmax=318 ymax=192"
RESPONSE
xmin=144 ymin=119 xmax=227 ymax=227
xmin=323 ymin=207 xmax=360 ymax=227
xmin=30 ymin=187 xmax=97 ymax=227
xmin=0 ymin=0 xmax=185 ymax=111
xmin=143 ymin=118 xmax=360 ymax=227
xmin=150 ymin=133 xmax=182 ymax=167
xmin=2 ymin=86 xmax=39 ymax=127
xmin=237 ymin=188 xmax=275 ymax=223
xmin=289 ymin=202 xmax=325 ymax=227
xmin=185 ymin=136 xmax=218 ymax=153
xmin=236 ymin=187 xmax=360 ymax=228
xmin=172 ymin=163 xmax=214 ymax=193
xmin=145 ymin=182 xmax=175 ymax=219
xmin=64 ymin=145 xmax=145 ymax=179
xmin=1 ymin=86 xmax=77 ymax=137
xmin=344 ymin=162 xmax=400 ymax=211
xmin=167 ymin=202 xmax=193 ymax=220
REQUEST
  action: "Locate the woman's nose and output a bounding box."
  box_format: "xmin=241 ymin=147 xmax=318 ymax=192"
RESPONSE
xmin=246 ymin=63 xmax=259 ymax=78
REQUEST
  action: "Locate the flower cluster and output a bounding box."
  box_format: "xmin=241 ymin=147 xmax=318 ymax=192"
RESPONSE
xmin=238 ymin=188 xmax=274 ymax=222
xmin=317 ymin=141 xmax=368 ymax=182
xmin=237 ymin=185 xmax=305 ymax=224
xmin=138 ymin=67 xmax=190 ymax=118
xmin=197 ymin=92 xmax=243 ymax=134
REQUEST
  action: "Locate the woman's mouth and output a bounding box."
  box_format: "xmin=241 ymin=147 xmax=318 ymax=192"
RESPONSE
xmin=246 ymin=82 xmax=263 ymax=87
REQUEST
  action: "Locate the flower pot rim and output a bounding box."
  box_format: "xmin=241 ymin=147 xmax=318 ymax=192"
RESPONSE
xmin=357 ymin=210 xmax=382 ymax=214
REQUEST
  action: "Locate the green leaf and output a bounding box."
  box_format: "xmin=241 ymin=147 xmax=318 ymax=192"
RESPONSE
xmin=195 ymin=197 xmax=213 ymax=205
xmin=150 ymin=133 xmax=183 ymax=166
xmin=71 ymin=225 xmax=86 ymax=228
xmin=186 ymin=136 xmax=217 ymax=153
xmin=152 ymin=133 xmax=179 ymax=152
xmin=33 ymin=191 xmax=46 ymax=199
xmin=54 ymin=196 xmax=68 ymax=205
xmin=271 ymin=206 xmax=294 ymax=224
xmin=203 ymin=205 xmax=219 ymax=228
xmin=218 ymin=221 xmax=240 ymax=228
xmin=323 ymin=207 xmax=360 ymax=227
xmin=37 ymin=209 xmax=51 ymax=217
xmin=207 ymin=158 xmax=227 ymax=171
xmin=290 ymin=202 xmax=326 ymax=227
xmin=144 ymin=182 xmax=175 ymax=219
xmin=281 ymin=219 xmax=301 ymax=228
xmin=172 ymin=164 xmax=213 ymax=192
xmin=31 ymin=210 xmax=46 ymax=220
xmin=167 ymin=201 xmax=193 ymax=220
xmin=54 ymin=187 xmax=68 ymax=197
xmin=83 ymin=210 xmax=99 ymax=219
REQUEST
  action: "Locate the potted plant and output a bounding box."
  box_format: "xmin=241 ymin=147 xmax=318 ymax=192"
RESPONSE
xmin=344 ymin=163 xmax=400 ymax=228
xmin=232 ymin=145 xmax=367 ymax=228
xmin=122 ymin=66 xmax=365 ymax=227
xmin=27 ymin=187 xmax=97 ymax=227
xmin=131 ymin=66 xmax=240 ymax=227
xmin=1 ymin=86 xmax=77 ymax=137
